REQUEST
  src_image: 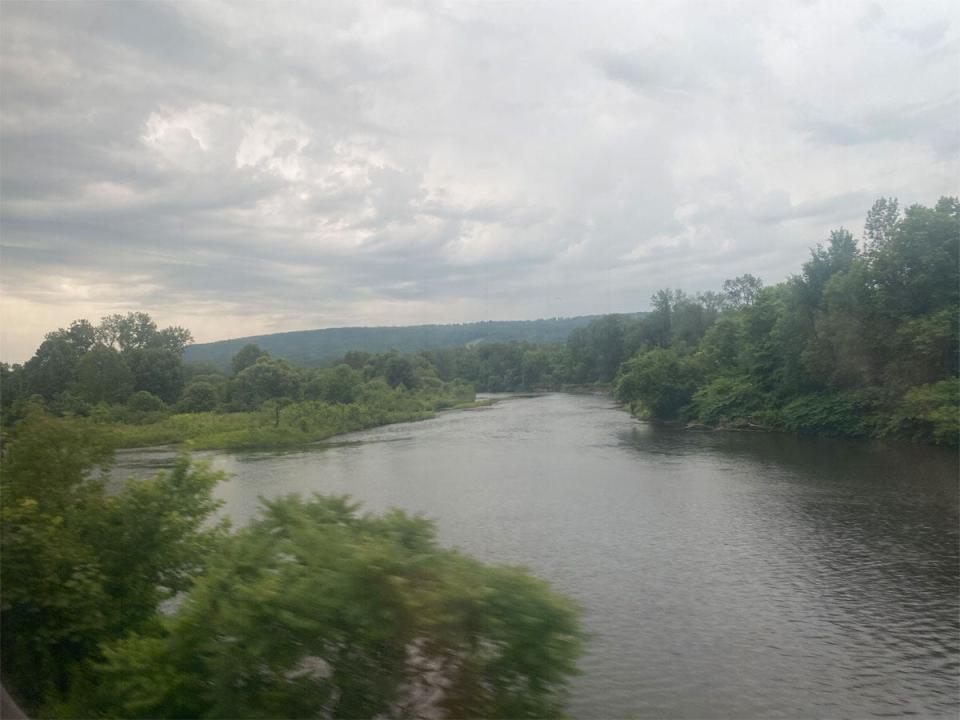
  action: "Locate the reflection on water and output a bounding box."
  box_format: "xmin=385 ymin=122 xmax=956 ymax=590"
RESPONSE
xmin=112 ymin=394 xmax=960 ymax=718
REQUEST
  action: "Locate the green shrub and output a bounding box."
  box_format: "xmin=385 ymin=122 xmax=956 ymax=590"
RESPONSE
xmin=885 ymin=379 xmax=959 ymax=445
xmin=177 ymin=382 xmax=218 ymax=413
xmin=690 ymin=376 xmax=771 ymax=426
xmin=127 ymin=391 xmax=165 ymax=413
xmin=73 ymin=496 xmax=583 ymax=719
xmin=780 ymin=393 xmax=869 ymax=437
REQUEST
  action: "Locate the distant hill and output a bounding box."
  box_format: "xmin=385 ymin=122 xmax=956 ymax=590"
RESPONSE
xmin=184 ymin=316 xmax=606 ymax=370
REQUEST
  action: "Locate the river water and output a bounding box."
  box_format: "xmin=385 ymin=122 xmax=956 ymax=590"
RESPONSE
xmin=114 ymin=393 xmax=960 ymax=718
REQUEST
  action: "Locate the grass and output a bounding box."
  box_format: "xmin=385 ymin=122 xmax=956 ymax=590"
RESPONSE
xmin=75 ymin=392 xmax=490 ymax=451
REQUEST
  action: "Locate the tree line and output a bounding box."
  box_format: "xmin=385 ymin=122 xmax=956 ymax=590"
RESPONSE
xmin=420 ymin=197 xmax=958 ymax=444
xmin=183 ymin=316 xmax=604 ymax=370
xmin=3 ymin=197 xmax=957 ymax=445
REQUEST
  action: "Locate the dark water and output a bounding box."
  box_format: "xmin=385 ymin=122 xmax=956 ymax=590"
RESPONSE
xmin=114 ymin=393 xmax=960 ymax=718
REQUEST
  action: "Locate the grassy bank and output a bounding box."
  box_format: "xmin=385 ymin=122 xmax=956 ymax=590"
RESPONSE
xmin=73 ymin=393 xmax=489 ymax=451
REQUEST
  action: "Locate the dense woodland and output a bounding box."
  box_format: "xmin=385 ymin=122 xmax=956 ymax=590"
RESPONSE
xmin=0 ymin=312 xmax=481 ymax=450
xmin=429 ymin=197 xmax=960 ymax=444
xmin=183 ymin=315 xmax=605 ymax=369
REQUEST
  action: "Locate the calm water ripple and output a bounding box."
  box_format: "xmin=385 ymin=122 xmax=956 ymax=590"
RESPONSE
xmin=113 ymin=393 xmax=960 ymax=718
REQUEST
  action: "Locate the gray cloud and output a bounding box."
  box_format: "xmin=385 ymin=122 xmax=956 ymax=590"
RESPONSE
xmin=1 ymin=0 xmax=957 ymax=361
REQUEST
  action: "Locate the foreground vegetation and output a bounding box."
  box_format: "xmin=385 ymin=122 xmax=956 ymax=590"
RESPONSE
xmin=1 ymin=412 xmax=583 ymax=718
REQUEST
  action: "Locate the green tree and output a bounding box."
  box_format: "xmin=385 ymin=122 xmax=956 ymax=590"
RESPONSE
xmin=870 ymin=202 xmax=959 ymax=318
xmin=178 ymin=381 xmax=219 ymax=413
xmin=721 ymin=274 xmax=763 ymax=309
xmin=127 ymin=390 xmax=165 ymax=413
xmin=96 ymin=313 xmax=191 ymax=353
xmin=21 ymin=325 xmax=93 ymax=400
xmin=231 ymin=343 xmax=268 ymax=375
xmin=232 ymin=357 xmax=302 ymax=409
xmin=0 ymin=411 xmax=225 ymax=713
xmin=615 ymin=347 xmax=702 ymax=420
xmin=304 ymin=364 xmax=360 ymax=404
xmin=863 ymin=196 xmax=900 ymax=249
xmin=385 ymin=355 xmax=418 ymax=389
xmin=127 ymin=348 xmax=186 ymax=404
xmin=76 ymin=495 xmax=583 ymax=720
xmin=75 ymin=346 xmax=134 ymax=404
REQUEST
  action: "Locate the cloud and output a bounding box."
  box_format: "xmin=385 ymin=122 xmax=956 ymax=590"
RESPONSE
xmin=1 ymin=0 xmax=957 ymax=361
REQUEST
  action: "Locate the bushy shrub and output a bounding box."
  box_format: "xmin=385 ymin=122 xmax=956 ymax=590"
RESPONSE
xmin=885 ymin=379 xmax=959 ymax=445
xmin=615 ymin=348 xmax=703 ymax=420
xmin=74 ymin=496 xmax=583 ymax=719
xmin=690 ymin=376 xmax=771 ymax=426
xmin=178 ymin=381 xmax=218 ymax=413
xmin=780 ymin=393 xmax=869 ymax=437
xmin=127 ymin=390 xmax=165 ymax=413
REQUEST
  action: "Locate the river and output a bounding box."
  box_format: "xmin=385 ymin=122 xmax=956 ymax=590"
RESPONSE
xmin=114 ymin=392 xmax=960 ymax=718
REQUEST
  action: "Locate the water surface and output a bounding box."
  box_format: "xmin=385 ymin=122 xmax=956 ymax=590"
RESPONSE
xmin=115 ymin=393 xmax=960 ymax=718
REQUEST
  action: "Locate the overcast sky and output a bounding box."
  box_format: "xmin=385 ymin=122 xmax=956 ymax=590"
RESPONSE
xmin=1 ymin=0 xmax=957 ymax=362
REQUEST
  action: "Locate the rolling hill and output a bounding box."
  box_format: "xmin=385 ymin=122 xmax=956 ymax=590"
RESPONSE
xmin=184 ymin=316 xmax=605 ymax=369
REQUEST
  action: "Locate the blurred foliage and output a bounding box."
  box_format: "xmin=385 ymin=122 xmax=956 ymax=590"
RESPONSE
xmin=69 ymin=495 xmax=582 ymax=719
xmin=0 ymin=410 xmax=226 ymax=714
xmin=1 ymin=413 xmax=582 ymax=719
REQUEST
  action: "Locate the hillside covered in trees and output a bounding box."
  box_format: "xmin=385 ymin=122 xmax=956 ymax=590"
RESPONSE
xmin=183 ymin=316 xmax=609 ymax=370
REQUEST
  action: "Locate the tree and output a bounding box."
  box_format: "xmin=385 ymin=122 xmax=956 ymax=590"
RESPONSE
xmin=96 ymin=313 xmax=192 ymax=353
xmin=75 ymin=347 xmax=134 ymax=404
xmin=231 ymin=357 xmax=302 ymax=409
xmin=863 ymin=196 xmax=900 ymax=249
xmin=127 ymin=348 xmax=185 ymax=405
xmin=127 ymin=390 xmax=165 ymax=413
xmin=153 ymin=326 xmax=194 ymax=354
xmin=22 ymin=332 xmax=86 ymax=400
xmin=721 ymin=274 xmax=763 ymax=309
xmin=304 ymin=364 xmax=360 ymax=404
xmin=385 ymin=355 xmax=418 ymax=389
xmin=0 ymin=411 xmax=225 ymax=713
xmin=870 ymin=201 xmax=959 ymax=318
xmin=177 ymin=381 xmax=218 ymax=413
xmin=231 ymin=343 xmax=268 ymax=375
xmin=97 ymin=312 xmax=159 ymax=352
xmin=644 ymin=289 xmax=675 ymax=348
xmin=75 ymin=495 xmax=583 ymax=719
xmin=799 ymin=228 xmax=859 ymax=307
xmin=615 ymin=347 xmax=702 ymax=420
xmin=566 ymin=315 xmax=627 ymax=383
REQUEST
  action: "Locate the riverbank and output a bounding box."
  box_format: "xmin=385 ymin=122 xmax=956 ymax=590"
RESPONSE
xmin=69 ymin=396 xmax=493 ymax=452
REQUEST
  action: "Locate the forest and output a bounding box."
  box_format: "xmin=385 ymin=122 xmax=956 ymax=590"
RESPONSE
xmin=425 ymin=197 xmax=959 ymax=444
xmin=183 ymin=315 xmax=605 ymax=370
